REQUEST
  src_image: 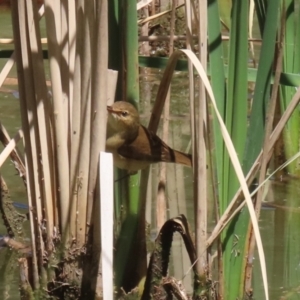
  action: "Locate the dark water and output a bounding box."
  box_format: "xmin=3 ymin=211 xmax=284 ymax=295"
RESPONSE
xmin=1 ymin=6 xmax=300 ymax=300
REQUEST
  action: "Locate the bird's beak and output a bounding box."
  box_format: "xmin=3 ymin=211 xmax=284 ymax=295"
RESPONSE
xmin=107 ymin=106 xmax=122 ymax=115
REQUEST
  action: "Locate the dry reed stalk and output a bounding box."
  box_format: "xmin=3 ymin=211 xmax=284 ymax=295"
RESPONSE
xmin=138 ymin=3 xmax=184 ymax=25
xmin=184 ymin=0 xmax=197 ymax=281
xmin=69 ymin=0 xmax=83 ymax=240
xmin=0 ymin=55 xmax=14 ymax=87
xmin=138 ymin=5 xmax=152 ymax=247
xmin=11 ymin=0 xmax=42 ymax=288
xmin=18 ymin=0 xmax=46 ymax=275
xmin=0 ymin=129 xmax=23 ymax=167
xmin=0 ymin=6 xmax=44 ymax=89
xmin=88 ymin=0 xmax=108 ymax=245
xmin=140 ymin=7 xmax=150 ymax=56
xmin=167 ymin=162 xmax=191 ymax=289
xmin=67 ymin=1 xmax=76 ymax=126
xmin=156 ymin=0 xmax=177 ymax=230
xmin=44 ymin=0 xmax=70 ymax=235
xmin=91 ymin=2 xmax=110 ymax=292
xmin=205 ymin=158 xmax=261 ymax=248
xmin=25 ymin=0 xmax=55 ymax=253
xmin=60 ymin=0 xmax=70 ymax=136
xmin=0 ymin=37 xmax=48 ymax=44
xmin=0 ymin=124 xmax=26 ymax=183
xmin=184 ymin=0 xmax=195 ymax=159
xmin=194 ymin=0 xmax=208 ymax=278
xmin=0 ymin=5 xmax=46 ymax=92
xmin=76 ymin=0 xmax=94 ymax=246
xmin=151 ymin=0 xmax=155 ymax=15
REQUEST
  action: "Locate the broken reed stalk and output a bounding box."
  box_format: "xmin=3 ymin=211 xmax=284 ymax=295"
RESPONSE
xmin=141 ymin=215 xmax=196 ymax=300
xmin=0 ymin=125 xmax=24 ymax=172
xmin=0 ymin=55 xmax=15 ymax=87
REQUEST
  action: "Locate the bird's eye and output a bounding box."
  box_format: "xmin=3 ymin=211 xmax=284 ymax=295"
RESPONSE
xmin=121 ymin=111 xmax=128 ymax=117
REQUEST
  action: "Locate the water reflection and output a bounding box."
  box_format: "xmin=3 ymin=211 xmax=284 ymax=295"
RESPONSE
xmin=254 ymin=177 xmax=300 ymax=299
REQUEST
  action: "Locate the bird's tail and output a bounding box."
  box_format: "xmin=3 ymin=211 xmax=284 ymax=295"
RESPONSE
xmin=173 ymin=150 xmax=192 ymax=167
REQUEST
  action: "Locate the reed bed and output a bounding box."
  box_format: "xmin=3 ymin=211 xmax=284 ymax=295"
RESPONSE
xmin=2 ymin=0 xmax=112 ymax=297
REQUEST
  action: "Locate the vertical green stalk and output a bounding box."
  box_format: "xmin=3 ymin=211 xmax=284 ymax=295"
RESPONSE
xmin=244 ymin=0 xmax=280 ymax=172
xmin=208 ymin=0 xmax=226 ymax=294
xmin=208 ymin=0 xmax=226 ymax=208
xmin=280 ymin=0 xmax=300 ymax=174
xmin=114 ymin=0 xmax=144 ymax=292
xmin=223 ymin=0 xmax=248 ymax=209
xmin=242 ymin=0 xmax=279 ymax=298
xmin=222 ymin=0 xmax=249 ymax=298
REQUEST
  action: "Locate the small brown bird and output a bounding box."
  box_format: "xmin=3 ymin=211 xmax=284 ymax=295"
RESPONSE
xmin=106 ymin=101 xmax=192 ymax=172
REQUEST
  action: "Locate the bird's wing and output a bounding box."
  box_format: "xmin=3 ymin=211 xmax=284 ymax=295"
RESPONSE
xmin=117 ymin=125 xmax=175 ymax=162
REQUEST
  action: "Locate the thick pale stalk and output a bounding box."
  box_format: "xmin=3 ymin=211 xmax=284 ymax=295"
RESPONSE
xmin=87 ymin=0 xmax=108 ymax=227
xmin=25 ymin=0 xmax=55 ymax=253
xmin=194 ymin=0 xmax=208 ymax=283
xmin=88 ymin=1 xmax=108 ymax=295
xmin=44 ymin=0 xmax=70 ymax=233
xmin=68 ymin=0 xmax=76 ymax=126
xmin=76 ymin=0 xmax=94 ymax=246
xmin=10 ymin=0 xmax=41 ymax=288
xmin=69 ymin=0 xmax=83 ymax=239
xmin=60 ymin=0 xmax=70 ymax=136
